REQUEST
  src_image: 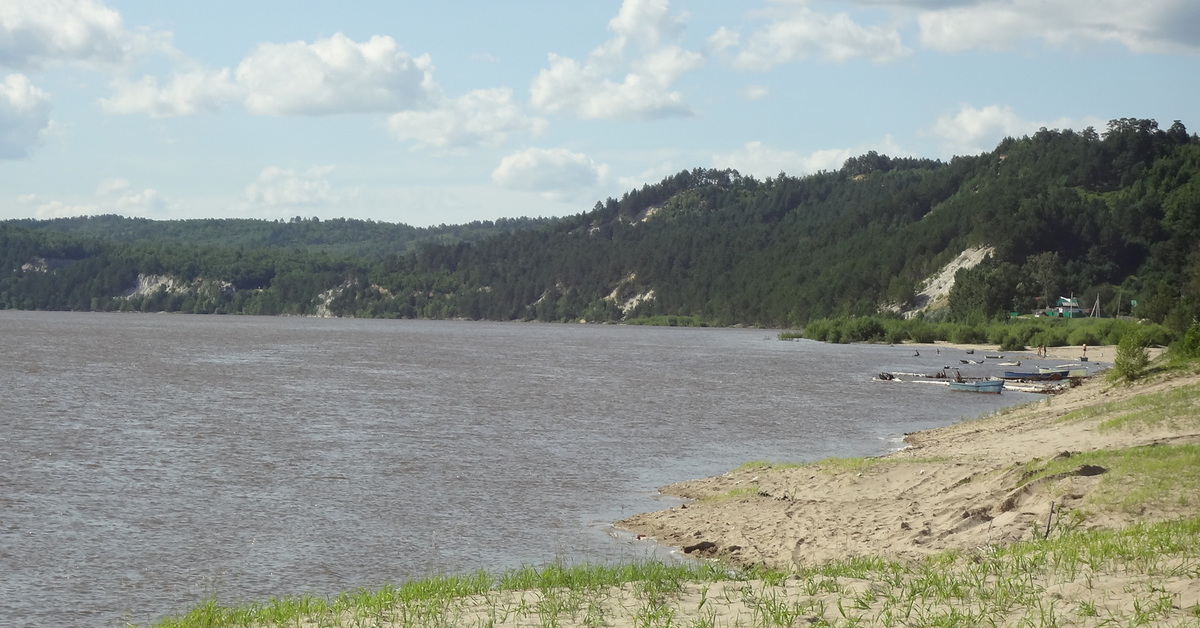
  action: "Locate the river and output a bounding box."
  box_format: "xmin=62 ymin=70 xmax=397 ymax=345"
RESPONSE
xmin=0 ymin=312 xmax=1039 ymax=626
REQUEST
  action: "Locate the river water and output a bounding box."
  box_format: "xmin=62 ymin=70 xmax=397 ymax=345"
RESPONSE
xmin=0 ymin=312 xmax=1039 ymax=627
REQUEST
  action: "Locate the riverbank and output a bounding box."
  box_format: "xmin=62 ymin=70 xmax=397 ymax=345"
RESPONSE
xmin=617 ymin=355 xmax=1193 ymax=567
xmin=151 ymin=354 xmax=1200 ymax=627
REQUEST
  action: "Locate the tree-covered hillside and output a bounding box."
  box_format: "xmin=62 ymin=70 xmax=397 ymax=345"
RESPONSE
xmin=3 ymin=118 xmax=1198 ymax=331
xmin=9 ymin=214 xmax=553 ymax=258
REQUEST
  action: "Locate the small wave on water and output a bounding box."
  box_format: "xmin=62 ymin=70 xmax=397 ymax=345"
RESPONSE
xmin=0 ymin=313 xmax=1038 ymax=627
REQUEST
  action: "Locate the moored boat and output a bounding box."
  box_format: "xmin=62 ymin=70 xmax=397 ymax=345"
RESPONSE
xmin=1003 ymin=370 xmax=1068 ymax=380
xmin=949 ymin=379 xmax=1004 ymax=393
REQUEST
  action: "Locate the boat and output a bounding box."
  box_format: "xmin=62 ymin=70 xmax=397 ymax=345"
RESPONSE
xmin=1039 ymin=366 xmax=1086 ymax=376
xmin=1003 ymin=370 xmax=1067 ymax=380
xmin=949 ymin=379 xmax=1004 ymax=393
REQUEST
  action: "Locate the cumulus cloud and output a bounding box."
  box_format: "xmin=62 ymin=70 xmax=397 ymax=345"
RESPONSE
xmin=244 ymin=165 xmax=350 ymax=207
xmin=33 ymin=200 xmax=100 ymax=218
xmin=530 ymin=0 xmax=703 ymax=120
xmin=742 ymin=84 xmax=771 ymax=100
xmin=237 ymin=33 xmax=436 ymax=116
xmin=0 ymin=73 xmax=52 ymax=158
xmin=712 ymin=136 xmax=906 ymax=179
xmin=100 ymin=68 xmax=241 ymax=117
xmin=728 ymin=4 xmax=911 ymax=70
xmin=491 ymin=147 xmax=610 ymax=200
xmin=22 ymin=176 xmax=165 ymax=218
xmin=106 ymin=33 xmax=437 ymax=118
xmin=608 ymin=0 xmax=686 ymax=47
xmin=916 ymin=0 xmax=1200 ymax=54
xmin=387 ymin=88 xmax=546 ymax=149
xmin=0 ymin=0 xmax=166 ymax=69
xmin=95 ymin=177 xmax=165 ymax=214
xmin=926 ymin=103 xmax=1102 ymax=155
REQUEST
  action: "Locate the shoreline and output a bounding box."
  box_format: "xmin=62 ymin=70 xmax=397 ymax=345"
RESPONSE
xmin=146 ymin=345 xmax=1200 ymax=627
xmin=616 ymin=349 xmax=1193 ymax=570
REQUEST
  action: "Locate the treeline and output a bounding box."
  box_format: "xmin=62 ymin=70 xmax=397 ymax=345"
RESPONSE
xmin=796 ymin=316 xmax=1173 ymax=351
xmin=2 ymin=118 xmax=1198 ymax=332
xmin=10 ymin=214 xmax=553 ymax=258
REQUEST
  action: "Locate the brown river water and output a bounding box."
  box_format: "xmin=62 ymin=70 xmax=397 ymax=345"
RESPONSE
xmin=0 ymin=312 xmax=1040 ymax=627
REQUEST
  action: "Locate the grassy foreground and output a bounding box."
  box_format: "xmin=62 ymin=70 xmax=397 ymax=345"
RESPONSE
xmin=145 ymin=520 xmax=1200 ymax=627
xmin=145 ymin=361 xmax=1200 ymax=628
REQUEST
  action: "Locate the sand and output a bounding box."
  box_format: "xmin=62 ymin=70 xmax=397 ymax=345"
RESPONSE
xmin=617 ymin=345 xmax=1185 ymax=566
xmin=600 ymin=345 xmax=1200 ymax=626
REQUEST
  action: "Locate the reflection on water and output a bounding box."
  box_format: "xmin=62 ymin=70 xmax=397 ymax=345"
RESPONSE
xmin=0 ymin=312 xmax=1038 ymax=626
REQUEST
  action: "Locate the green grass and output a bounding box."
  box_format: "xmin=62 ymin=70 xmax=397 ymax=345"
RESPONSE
xmin=1014 ymin=444 xmax=1200 ymax=515
xmin=145 ymin=515 xmax=1200 ymax=627
xmin=1058 ymin=381 xmax=1200 ymax=432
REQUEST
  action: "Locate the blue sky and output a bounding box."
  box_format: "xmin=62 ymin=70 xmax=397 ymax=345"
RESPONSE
xmin=2 ymin=0 xmax=1198 ymax=227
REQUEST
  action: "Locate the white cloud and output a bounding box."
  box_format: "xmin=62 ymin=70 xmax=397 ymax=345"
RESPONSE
xmin=0 ymin=73 xmax=52 ymax=158
xmin=26 ymin=175 xmax=164 ymax=218
xmin=245 ymin=165 xmax=350 ymax=207
xmin=712 ymin=136 xmax=907 ymax=179
xmin=0 ymin=0 xmax=149 ymax=69
xmin=926 ymin=104 xmax=1102 ymax=155
xmin=530 ymin=0 xmax=703 ymax=120
xmin=492 ymin=147 xmax=610 ymax=201
xmin=104 ymin=32 xmax=440 ymax=118
xmin=916 ymin=0 xmax=1200 ymax=54
xmin=729 ymin=4 xmax=910 ymax=71
xmin=706 ymin=26 xmax=740 ymax=54
xmin=237 ymin=33 xmax=436 ymax=116
xmin=100 ymin=68 xmax=241 ymax=117
xmin=34 ymin=200 xmax=99 ymax=218
xmin=387 ymin=88 xmax=546 ymax=149
xmin=743 ymin=84 xmax=770 ymax=100
xmin=608 ymin=0 xmax=685 ymax=48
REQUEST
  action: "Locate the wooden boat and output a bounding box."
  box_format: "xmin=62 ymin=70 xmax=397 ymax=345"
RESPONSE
xmin=1040 ymin=366 xmax=1087 ymax=377
xmin=1003 ymin=370 xmax=1067 ymax=380
xmin=949 ymin=379 xmax=1004 ymax=393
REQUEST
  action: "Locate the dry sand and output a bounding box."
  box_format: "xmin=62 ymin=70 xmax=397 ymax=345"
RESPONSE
xmin=618 ymin=351 xmax=1188 ymax=569
xmin=597 ymin=346 xmax=1200 ymax=626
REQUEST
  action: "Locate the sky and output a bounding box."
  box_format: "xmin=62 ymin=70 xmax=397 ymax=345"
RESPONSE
xmin=1 ymin=0 xmax=1198 ymax=227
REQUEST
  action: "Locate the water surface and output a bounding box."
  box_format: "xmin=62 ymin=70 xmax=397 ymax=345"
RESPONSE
xmin=0 ymin=313 xmax=1040 ymax=626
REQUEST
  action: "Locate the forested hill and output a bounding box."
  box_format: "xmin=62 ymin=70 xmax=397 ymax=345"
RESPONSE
xmin=3 ymin=117 xmax=1199 ymax=330
xmin=7 ymin=214 xmax=554 ymax=258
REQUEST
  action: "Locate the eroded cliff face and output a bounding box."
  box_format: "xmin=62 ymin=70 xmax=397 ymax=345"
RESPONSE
xmin=888 ymin=245 xmax=995 ymax=319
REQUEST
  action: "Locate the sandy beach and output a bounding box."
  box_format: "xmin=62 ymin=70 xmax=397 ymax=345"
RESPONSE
xmin=618 ymin=345 xmax=1186 ymax=568
xmin=601 ymin=345 xmax=1200 ymax=626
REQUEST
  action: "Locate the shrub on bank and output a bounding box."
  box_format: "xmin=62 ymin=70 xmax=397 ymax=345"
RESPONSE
xmin=796 ymin=316 xmax=1175 ymax=349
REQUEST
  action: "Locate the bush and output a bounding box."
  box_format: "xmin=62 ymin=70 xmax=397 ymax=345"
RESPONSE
xmin=1109 ymin=332 xmax=1150 ymax=382
xmin=845 ymin=317 xmax=886 ymax=342
xmin=998 ymin=334 xmax=1026 ymax=352
xmin=950 ymin=325 xmax=986 ymax=344
xmin=1171 ymin=323 xmax=1200 ymax=360
xmin=1030 ymin=329 xmax=1069 ymax=348
xmin=883 ymin=326 xmax=909 ymax=344
xmin=803 ymin=319 xmax=833 ymax=342
xmin=1067 ymin=328 xmax=1102 ymax=347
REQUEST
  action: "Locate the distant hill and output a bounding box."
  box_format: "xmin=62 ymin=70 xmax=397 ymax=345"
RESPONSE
xmin=3 ymin=117 xmax=1198 ymax=330
xmin=7 ymin=214 xmax=554 ymax=258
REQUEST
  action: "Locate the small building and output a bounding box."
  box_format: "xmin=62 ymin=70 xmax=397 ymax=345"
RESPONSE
xmin=1050 ymin=296 xmax=1087 ymax=318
